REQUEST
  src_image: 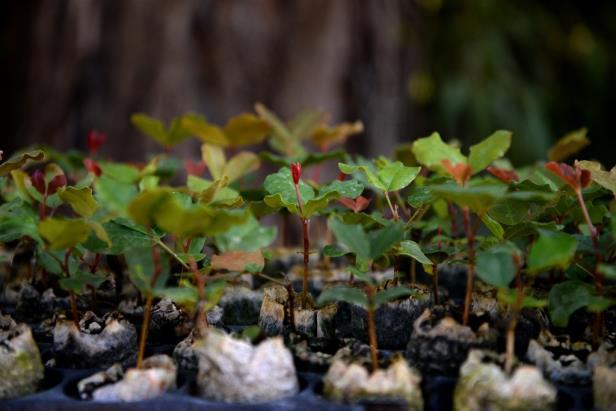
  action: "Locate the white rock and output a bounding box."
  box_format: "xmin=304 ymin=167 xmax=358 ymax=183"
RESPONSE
xmin=195 ymin=329 xmax=298 ymax=403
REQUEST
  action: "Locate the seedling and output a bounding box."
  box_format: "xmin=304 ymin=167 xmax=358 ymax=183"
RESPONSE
xmin=412 ymin=130 xmax=511 ymax=325
xmin=263 ymin=165 xmax=363 ymax=303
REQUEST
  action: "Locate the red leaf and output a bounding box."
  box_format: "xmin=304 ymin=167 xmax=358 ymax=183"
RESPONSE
xmin=291 ymin=162 xmax=302 ymax=185
xmin=487 ymin=166 xmax=519 ymax=183
xmin=83 ymin=158 xmax=102 ymax=177
xmin=87 ymin=130 xmax=107 ymax=155
xmin=338 ymin=195 xmax=371 ymax=213
xmin=441 ymin=159 xmax=472 ymax=185
xmin=47 ymin=174 xmax=67 ymax=195
xmin=184 ymin=159 xmax=207 ymax=177
xmin=31 ymin=170 xmax=46 ymax=195
xmin=545 ymin=161 xmax=578 ymax=190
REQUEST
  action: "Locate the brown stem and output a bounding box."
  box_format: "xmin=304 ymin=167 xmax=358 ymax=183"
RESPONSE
xmin=410 ymin=259 xmax=417 ymax=286
xmin=366 ymin=286 xmax=378 ymax=372
xmin=137 ymin=295 xmax=153 ymax=368
xmin=63 ymin=247 xmax=79 ymax=325
xmin=505 ymin=255 xmax=524 ymax=374
xmin=384 ymin=191 xmax=399 ymax=221
xmin=301 ymin=217 xmax=309 ymax=303
xmin=184 ymin=241 xmax=209 ymax=336
xmin=576 ymin=189 xmax=604 ymax=345
xmin=462 ymin=207 xmax=475 ymax=326
xmin=86 ymin=284 xmax=96 ymax=311
xmin=285 ymin=283 xmax=296 ymax=332
xmin=447 ymin=201 xmax=457 ymax=236
xmin=432 ymin=263 xmax=439 ymax=305
xmin=69 ymin=291 xmax=79 ymax=325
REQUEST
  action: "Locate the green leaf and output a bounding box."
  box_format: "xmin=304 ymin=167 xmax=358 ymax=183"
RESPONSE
xmin=156 ymin=286 xmax=198 ymax=305
xmin=329 ymin=217 xmax=370 ymax=259
xmin=317 ymin=286 xmax=368 ymax=308
xmin=83 ymin=219 xmax=151 ymax=254
xmin=224 ymin=113 xmax=271 ymax=147
xmin=374 ymin=286 xmax=414 ymax=307
xmin=398 ymin=240 xmax=432 ymax=265
xmin=38 ymin=218 xmax=91 ymax=250
xmin=411 ymin=132 xmax=466 ymax=174
xmin=264 ymin=167 xmax=314 ymax=205
xmin=98 ymin=162 xmax=141 ymax=183
xmin=468 ymin=130 xmax=512 ymax=173
xmin=548 ymin=280 xmax=611 ymax=327
xmin=527 ymin=230 xmax=577 ymax=274
xmin=131 ymin=113 xmax=171 ymax=146
xmin=58 ymin=186 xmax=100 ymax=218
xmin=180 ymin=113 xmax=229 ymax=146
xmin=407 ymin=186 xmax=433 ymax=208
xmin=429 ymin=182 xmax=507 ymax=214
xmin=319 ymin=179 xmax=364 ymax=199
xmin=0 ymin=150 xmax=46 ymax=176
xmin=481 ymin=214 xmax=504 ymax=240
xmin=598 ymin=264 xmax=616 ymax=280
xmin=223 ymin=151 xmax=261 ymax=183
xmin=125 ymin=246 xmax=170 ymax=295
xmin=129 ymin=188 xmax=246 ymax=238
xmin=322 ymin=244 xmax=349 ymax=257
xmin=376 ymin=162 xmax=421 ymax=192
xmin=0 ymin=198 xmax=42 ymax=243
xmin=498 ymin=289 xmax=547 ymax=309
xmin=94 ymin=175 xmax=138 ymax=216
xmin=59 ymin=270 xmax=106 ymax=293
xmin=476 ymin=248 xmax=516 ymax=288
xmin=548 ymin=128 xmax=590 ymax=162
xmin=339 ymin=162 xmax=385 ymax=191
xmin=215 ymin=215 xmax=276 ymax=252
xmin=329 ymin=217 xmax=404 ymax=260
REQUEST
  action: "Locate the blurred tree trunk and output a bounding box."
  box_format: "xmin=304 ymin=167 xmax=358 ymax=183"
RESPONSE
xmin=0 ymin=0 xmax=420 ymax=161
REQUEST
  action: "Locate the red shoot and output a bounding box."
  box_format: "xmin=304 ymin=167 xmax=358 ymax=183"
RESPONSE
xmin=442 ymin=159 xmax=472 ymax=185
xmin=338 ymin=196 xmax=371 ymax=213
xmin=47 ymin=174 xmax=67 ymax=195
xmin=84 ymin=158 xmax=102 ymax=177
xmin=87 ymin=130 xmax=107 ymax=155
xmin=31 ymin=170 xmax=46 ymax=195
xmin=184 ymin=159 xmax=207 ymax=177
xmin=545 ymin=161 xmax=591 ymax=191
xmin=487 ymin=166 xmax=519 ymax=183
xmin=291 ymin=162 xmax=302 ymax=185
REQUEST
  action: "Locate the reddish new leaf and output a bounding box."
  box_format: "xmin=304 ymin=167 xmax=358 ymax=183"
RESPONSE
xmin=87 ymin=130 xmax=107 ymax=155
xmin=487 ymin=166 xmax=519 ymax=183
xmin=338 ymin=195 xmax=371 ymax=213
xmin=441 ymin=159 xmax=472 ymax=185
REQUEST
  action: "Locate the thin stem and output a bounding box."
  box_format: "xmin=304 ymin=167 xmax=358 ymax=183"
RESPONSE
xmin=432 ymin=263 xmax=439 ymax=305
xmin=410 ymin=259 xmax=417 ymax=286
xmin=285 ymin=283 xmax=296 ymax=332
xmin=293 ymin=181 xmax=310 ymax=303
xmin=462 ymin=207 xmax=475 ymax=326
xmin=505 ymin=255 xmax=524 ymax=375
xmin=183 ymin=240 xmax=209 ymax=337
xmin=62 ymin=247 xmax=79 ymax=325
xmin=137 ymin=295 xmax=153 ymax=368
xmin=366 ymin=286 xmax=378 ymax=372
xmin=301 ymin=218 xmax=309 ymax=303
xmin=137 ymin=241 xmax=163 ymax=368
xmin=447 ymin=202 xmax=457 ymax=236
xmin=69 ymin=291 xmax=79 ymax=325
xmin=577 ymin=188 xmax=604 ymax=345
xmin=384 ymin=191 xmax=399 ymax=221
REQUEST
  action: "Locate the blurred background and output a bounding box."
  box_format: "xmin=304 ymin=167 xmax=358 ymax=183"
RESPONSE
xmin=1 ymin=0 xmax=614 ymax=166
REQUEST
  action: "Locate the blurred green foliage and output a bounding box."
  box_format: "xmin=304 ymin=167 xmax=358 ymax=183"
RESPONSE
xmin=407 ymin=0 xmax=616 ymax=166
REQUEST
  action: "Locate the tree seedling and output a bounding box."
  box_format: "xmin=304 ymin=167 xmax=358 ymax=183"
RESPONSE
xmin=412 ymin=130 xmax=511 ymax=325
xmin=263 ymin=165 xmax=363 ymax=303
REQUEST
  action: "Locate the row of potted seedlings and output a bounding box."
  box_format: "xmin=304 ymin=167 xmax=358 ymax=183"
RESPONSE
xmin=0 ymin=106 xmax=614 ymax=410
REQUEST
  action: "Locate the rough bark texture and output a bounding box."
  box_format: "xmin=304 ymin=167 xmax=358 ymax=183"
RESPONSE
xmin=0 ymin=0 xmax=420 ymax=160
